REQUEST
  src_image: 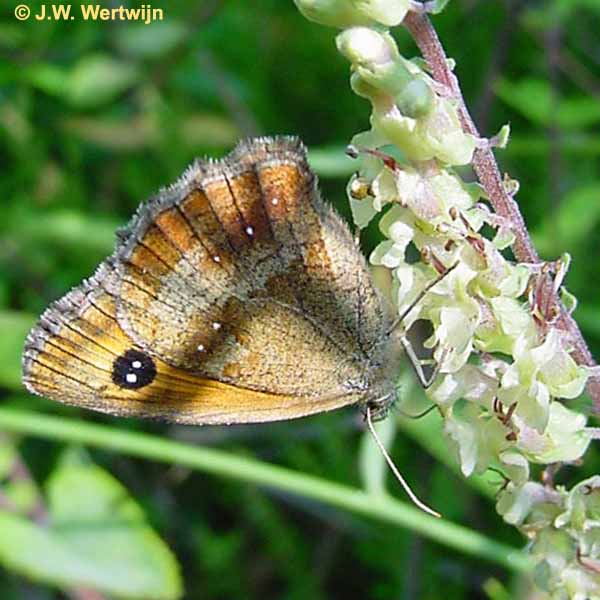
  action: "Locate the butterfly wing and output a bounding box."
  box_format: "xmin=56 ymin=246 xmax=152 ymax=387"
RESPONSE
xmin=23 ymin=261 xmax=360 ymax=424
xmin=22 ymin=137 xmax=392 ymax=424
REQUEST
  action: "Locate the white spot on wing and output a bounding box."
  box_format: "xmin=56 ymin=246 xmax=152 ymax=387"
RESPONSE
xmin=197 ymin=344 xmax=205 ymax=352
xmin=271 ymin=197 xmax=279 ymax=205
xmin=213 ymin=255 xmax=221 ymax=263
xmin=245 ymin=225 xmax=254 ymax=236
xmin=132 ymin=360 xmax=142 ymax=369
xmin=212 ymin=322 xmax=222 ymax=330
xmin=126 ymin=373 xmax=138 ymax=384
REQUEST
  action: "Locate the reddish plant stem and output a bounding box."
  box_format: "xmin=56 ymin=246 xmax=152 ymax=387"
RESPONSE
xmin=403 ymin=11 xmax=600 ymax=411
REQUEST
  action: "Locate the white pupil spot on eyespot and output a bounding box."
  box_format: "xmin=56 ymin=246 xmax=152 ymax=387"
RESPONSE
xmin=112 ymin=349 xmax=156 ymax=390
xmin=272 ymin=197 xmax=279 ymax=205
xmin=197 ymin=344 xmax=205 ymax=352
xmin=212 ymin=322 xmax=221 ymax=330
xmin=246 ymin=226 xmax=254 ymax=236
xmin=213 ymin=255 xmax=221 ymax=263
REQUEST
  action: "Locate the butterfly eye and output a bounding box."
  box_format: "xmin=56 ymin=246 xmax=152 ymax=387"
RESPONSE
xmin=112 ymin=349 xmax=156 ymax=389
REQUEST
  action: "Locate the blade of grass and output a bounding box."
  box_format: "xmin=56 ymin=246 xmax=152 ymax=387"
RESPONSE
xmin=308 ymin=146 xmax=355 ymax=178
xmin=0 ymin=407 xmax=531 ymax=574
xmin=7 ymin=210 xmax=118 ymax=254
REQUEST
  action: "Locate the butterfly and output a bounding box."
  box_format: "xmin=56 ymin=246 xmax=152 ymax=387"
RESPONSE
xmin=22 ymin=137 xmax=406 ymax=427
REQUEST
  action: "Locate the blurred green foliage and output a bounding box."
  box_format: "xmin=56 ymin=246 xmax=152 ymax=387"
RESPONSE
xmin=0 ymin=446 xmax=181 ymax=599
xmin=1 ymin=0 xmax=600 ymax=598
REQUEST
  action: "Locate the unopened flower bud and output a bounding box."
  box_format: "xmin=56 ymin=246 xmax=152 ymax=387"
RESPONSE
xmin=294 ymin=0 xmax=410 ymax=28
xmin=336 ymin=27 xmax=395 ymax=66
xmin=394 ymin=77 xmax=435 ymax=118
xmin=294 ymin=0 xmax=372 ymax=27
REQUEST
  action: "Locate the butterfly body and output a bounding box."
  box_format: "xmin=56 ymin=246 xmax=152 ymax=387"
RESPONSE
xmin=23 ymin=137 xmax=400 ymax=424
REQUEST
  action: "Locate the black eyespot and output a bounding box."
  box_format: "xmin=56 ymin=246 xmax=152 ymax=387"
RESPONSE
xmin=112 ymin=349 xmax=156 ymax=389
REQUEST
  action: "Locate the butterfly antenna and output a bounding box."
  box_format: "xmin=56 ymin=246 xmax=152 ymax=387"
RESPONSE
xmin=366 ymin=406 xmax=441 ymax=518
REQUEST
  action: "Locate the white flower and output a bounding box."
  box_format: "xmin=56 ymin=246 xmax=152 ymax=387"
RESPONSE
xmin=496 ymin=481 xmax=563 ymax=526
xmin=515 ymin=402 xmax=592 ymax=464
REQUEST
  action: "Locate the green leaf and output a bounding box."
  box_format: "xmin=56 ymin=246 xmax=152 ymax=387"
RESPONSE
xmin=496 ymin=78 xmax=600 ymax=130
xmin=66 ymin=55 xmax=139 ymax=108
xmin=532 ymin=184 xmax=600 ymax=254
xmin=556 ymin=97 xmax=600 ymax=129
xmin=523 ymin=0 xmax=600 ymax=29
xmin=495 ymin=78 xmax=552 ymax=126
xmin=576 ymin=305 xmax=600 ymax=337
xmin=0 ymin=459 xmax=182 ymax=599
xmin=22 ymin=64 xmax=69 ymax=98
xmin=506 ymin=134 xmax=600 ymax=156
xmin=23 ymin=55 xmax=139 ymax=108
xmin=114 ymin=22 xmax=188 ymax=58
xmin=7 ymin=210 xmax=118 ymax=254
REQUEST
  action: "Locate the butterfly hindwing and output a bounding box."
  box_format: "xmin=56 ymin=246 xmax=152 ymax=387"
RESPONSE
xmin=23 ymin=260 xmax=366 ymax=424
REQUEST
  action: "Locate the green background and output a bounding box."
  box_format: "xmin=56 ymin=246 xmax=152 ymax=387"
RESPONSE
xmin=1 ymin=0 xmax=600 ymax=598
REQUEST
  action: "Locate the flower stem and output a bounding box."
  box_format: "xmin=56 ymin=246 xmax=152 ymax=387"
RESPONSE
xmin=403 ymin=11 xmax=600 ymax=409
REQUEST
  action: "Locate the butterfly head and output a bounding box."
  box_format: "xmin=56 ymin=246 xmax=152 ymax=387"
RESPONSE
xmin=352 ymin=336 xmax=403 ymax=422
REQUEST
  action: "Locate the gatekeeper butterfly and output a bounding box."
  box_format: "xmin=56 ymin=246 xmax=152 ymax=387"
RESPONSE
xmin=22 ymin=137 xmax=405 ymax=426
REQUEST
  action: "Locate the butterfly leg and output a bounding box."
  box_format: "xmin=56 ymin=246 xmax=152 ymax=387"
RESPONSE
xmin=386 ymin=262 xmax=458 ymax=336
xmin=399 ymin=333 xmax=446 ymax=389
